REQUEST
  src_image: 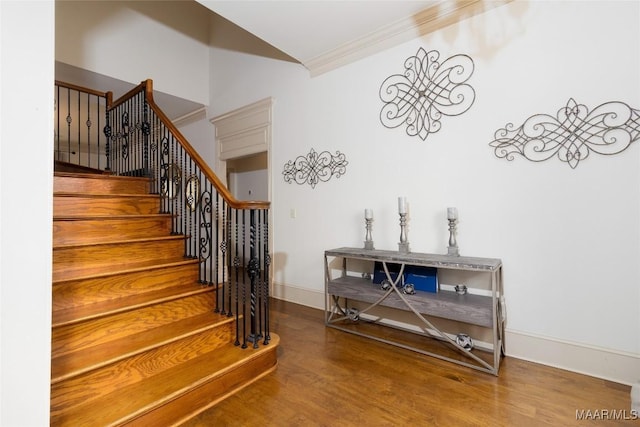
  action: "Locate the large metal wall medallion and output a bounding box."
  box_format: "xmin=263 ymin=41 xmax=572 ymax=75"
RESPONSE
xmin=379 ymin=47 xmax=476 ymax=141
xmin=282 ymin=148 xmax=348 ymax=189
xmin=489 ymin=99 xmax=640 ymax=169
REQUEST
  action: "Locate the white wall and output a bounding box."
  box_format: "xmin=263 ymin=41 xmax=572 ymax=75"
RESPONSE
xmin=175 ymin=109 xmax=215 ymax=164
xmin=208 ymin=0 xmax=640 ymax=384
xmin=230 ymin=168 xmax=268 ymax=201
xmin=0 ymin=1 xmax=54 ymax=425
xmin=56 ymin=0 xmax=211 ymax=105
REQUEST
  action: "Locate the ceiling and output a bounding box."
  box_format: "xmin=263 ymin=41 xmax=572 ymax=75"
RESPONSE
xmin=55 ymin=1 xmax=508 ymax=118
xmin=198 ymin=0 xmax=509 ymax=76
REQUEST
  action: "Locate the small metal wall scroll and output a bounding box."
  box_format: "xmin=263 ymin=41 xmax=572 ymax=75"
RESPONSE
xmin=282 ymin=148 xmax=348 ymax=189
xmin=379 ymin=47 xmax=476 ymax=141
xmin=490 ymin=98 xmax=640 ymax=169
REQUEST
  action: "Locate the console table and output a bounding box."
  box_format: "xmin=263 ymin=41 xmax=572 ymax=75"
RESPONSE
xmin=324 ymin=247 xmax=506 ymax=375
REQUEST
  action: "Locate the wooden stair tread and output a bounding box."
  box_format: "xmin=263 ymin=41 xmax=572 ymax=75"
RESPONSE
xmin=53 ymin=193 xmax=161 ymax=216
xmin=54 ymin=161 xmax=110 ymax=175
xmin=54 ymin=172 xmax=152 ymax=195
xmin=53 ymin=237 xmax=188 ymax=275
xmin=54 ymin=192 xmax=159 ymax=198
xmin=53 ymin=234 xmax=187 ymax=250
xmin=51 ymin=311 xmax=235 ymax=383
xmin=50 ymin=334 xmax=279 ymax=427
xmin=53 ymin=257 xmax=200 ymax=283
xmin=53 ymin=215 xmax=175 ymax=246
xmin=54 ymin=171 xmax=151 ymax=181
xmin=54 ymin=213 xmax=173 ymax=220
xmin=52 ymin=283 xmax=215 ymax=327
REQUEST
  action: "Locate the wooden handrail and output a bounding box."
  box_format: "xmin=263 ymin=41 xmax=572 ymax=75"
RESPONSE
xmin=55 ymin=80 xmax=113 ymax=105
xmin=109 ymin=79 xmax=270 ymax=211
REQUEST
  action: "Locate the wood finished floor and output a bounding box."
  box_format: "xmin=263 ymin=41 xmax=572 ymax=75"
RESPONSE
xmin=184 ymin=298 xmax=634 ymax=426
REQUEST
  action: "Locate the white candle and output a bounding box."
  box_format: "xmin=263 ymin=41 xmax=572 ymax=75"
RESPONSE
xmin=364 ymin=209 xmax=373 ymax=220
xmin=398 ymin=197 xmax=407 ymax=214
xmin=447 ymin=207 xmax=458 ymax=220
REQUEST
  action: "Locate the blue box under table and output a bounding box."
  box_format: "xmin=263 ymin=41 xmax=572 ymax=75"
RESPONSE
xmin=372 ymin=261 xmax=403 ymax=285
xmin=404 ymin=265 xmax=439 ymax=293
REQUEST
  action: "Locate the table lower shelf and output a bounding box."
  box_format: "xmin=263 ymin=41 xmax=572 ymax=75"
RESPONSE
xmin=327 ymin=275 xmax=494 ymax=328
xmin=326 ymin=277 xmax=504 ymax=375
xmin=326 ymin=315 xmax=501 ymax=374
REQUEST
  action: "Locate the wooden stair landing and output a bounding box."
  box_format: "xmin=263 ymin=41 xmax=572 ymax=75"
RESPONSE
xmin=51 ymin=171 xmax=278 ymax=426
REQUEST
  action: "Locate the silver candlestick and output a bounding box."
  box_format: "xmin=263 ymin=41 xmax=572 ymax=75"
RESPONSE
xmin=398 ymin=212 xmax=410 ymax=254
xmin=447 ymin=218 xmax=459 ymax=256
xmin=364 ymin=217 xmax=374 ymax=250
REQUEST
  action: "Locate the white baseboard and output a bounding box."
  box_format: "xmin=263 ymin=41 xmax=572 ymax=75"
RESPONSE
xmin=271 ymin=281 xmax=324 ymax=310
xmin=272 ymin=282 xmax=640 ymax=385
xmin=505 ymin=329 xmax=640 ymax=386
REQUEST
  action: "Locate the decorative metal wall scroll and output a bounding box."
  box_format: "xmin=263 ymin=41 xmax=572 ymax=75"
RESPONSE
xmin=379 ymin=47 xmax=476 ymax=141
xmin=489 ymin=99 xmax=640 ymax=169
xmin=282 ymin=148 xmax=348 ymax=189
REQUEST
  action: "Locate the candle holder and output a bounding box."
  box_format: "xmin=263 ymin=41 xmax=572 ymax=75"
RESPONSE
xmin=364 ymin=217 xmax=375 ymax=250
xmin=398 ymin=212 xmax=410 ymax=254
xmin=447 ymin=217 xmax=459 ymax=256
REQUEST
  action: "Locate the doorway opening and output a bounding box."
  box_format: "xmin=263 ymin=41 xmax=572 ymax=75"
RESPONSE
xmin=227 ymin=152 xmax=268 ymax=201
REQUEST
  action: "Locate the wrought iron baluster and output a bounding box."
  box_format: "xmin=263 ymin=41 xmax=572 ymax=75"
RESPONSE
xmin=97 ymin=94 xmax=101 ymax=170
xmin=213 ymin=191 xmax=220 ymax=290
xmin=262 ymin=209 xmax=271 ymax=344
xmin=66 ymin=87 xmax=71 ymax=163
xmin=104 ymin=108 xmax=111 ymax=172
xmin=241 ymin=209 xmax=248 ymax=348
xmin=85 ymin=92 xmax=90 ymax=168
xmin=257 ymin=211 xmax=263 ymax=340
xmin=142 ymin=99 xmax=149 ymax=177
xmin=76 ymin=89 xmax=81 ymax=165
xmin=233 ymin=205 xmax=239 ymax=345
xmin=248 ymin=209 xmax=260 ymax=349
xmin=55 ymin=85 xmax=60 ymax=160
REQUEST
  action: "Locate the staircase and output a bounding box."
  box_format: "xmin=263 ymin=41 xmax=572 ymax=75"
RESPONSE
xmin=51 ymin=169 xmax=279 ymax=426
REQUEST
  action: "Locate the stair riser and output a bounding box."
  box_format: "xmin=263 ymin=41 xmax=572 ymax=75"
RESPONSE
xmin=50 ymin=323 xmax=234 ymax=415
xmin=54 ymin=195 xmax=160 ymax=216
xmin=53 ymin=264 xmax=200 ymax=312
xmin=127 ymin=349 xmax=278 ymax=427
xmin=53 ymin=238 xmax=186 ymax=273
xmin=54 ymin=175 xmax=150 ymax=195
xmin=53 ymin=217 xmax=173 ymax=246
xmin=52 ymin=292 xmax=217 ymax=358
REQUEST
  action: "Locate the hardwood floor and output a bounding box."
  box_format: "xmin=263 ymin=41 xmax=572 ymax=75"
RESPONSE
xmin=185 ymin=298 xmax=634 ymax=426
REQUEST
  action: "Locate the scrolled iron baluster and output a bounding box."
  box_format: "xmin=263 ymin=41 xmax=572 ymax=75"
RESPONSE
xmin=247 ymin=209 xmax=261 ymax=348
xmin=103 ymin=111 xmax=111 ymax=171
xmin=199 ymin=190 xmax=212 ymax=286
xmin=121 ymin=111 xmax=129 ymax=161
xmin=262 ymin=210 xmax=271 ymax=344
xmin=142 ymin=103 xmax=150 ymax=177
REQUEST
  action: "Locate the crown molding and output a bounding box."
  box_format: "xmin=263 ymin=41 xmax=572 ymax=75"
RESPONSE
xmin=172 ymin=106 xmax=207 ymax=127
xmin=304 ymin=0 xmax=511 ymax=77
